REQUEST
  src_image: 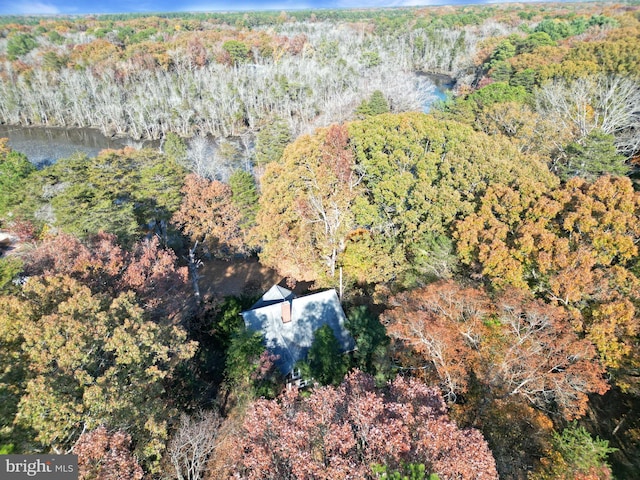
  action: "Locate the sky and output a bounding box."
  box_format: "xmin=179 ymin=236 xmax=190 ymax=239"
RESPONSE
xmin=0 ymin=0 xmax=537 ymax=16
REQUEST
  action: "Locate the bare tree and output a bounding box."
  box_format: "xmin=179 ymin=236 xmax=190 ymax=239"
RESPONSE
xmin=167 ymin=411 xmax=221 ymax=480
xmin=186 ymin=135 xmax=213 ymax=178
xmin=0 ymin=18 xmax=502 ymax=146
xmin=536 ymin=75 xmax=640 ymax=156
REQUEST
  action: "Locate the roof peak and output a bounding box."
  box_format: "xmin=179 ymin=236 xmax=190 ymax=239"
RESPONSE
xmin=249 ymin=283 xmax=295 ymax=310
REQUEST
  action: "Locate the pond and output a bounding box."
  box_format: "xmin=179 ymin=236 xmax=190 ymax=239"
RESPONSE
xmin=0 ymin=125 xmax=155 ymax=168
xmin=420 ymin=72 xmax=455 ymax=112
xmin=0 ymin=74 xmax=453 ymax=167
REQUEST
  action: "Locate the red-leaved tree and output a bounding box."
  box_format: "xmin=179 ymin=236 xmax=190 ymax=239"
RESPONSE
xmin=222 ymin=370 xmax=498 ymax=480
xmin=23 ymin=232 xmax=188 ymax=319
xmin=73 ymin=426 xmax=143 ymax=480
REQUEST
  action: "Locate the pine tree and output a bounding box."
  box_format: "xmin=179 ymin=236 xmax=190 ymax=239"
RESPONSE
xmin=254 ymin=119 xmax=291 ymax=165
xmin=559 ymin=129 xmax=628 ymax=181
xmin=304 ymin=324 xmax=349 ymax=386
xmin=229 ymin=170 xmax=259 ymax=229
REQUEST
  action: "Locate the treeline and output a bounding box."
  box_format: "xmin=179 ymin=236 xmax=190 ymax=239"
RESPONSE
xmin=1 ymin=2 xmax=624 ymax=141
xmin=1 ymin=3 xmax=640 ymax=480
xmin=0 ymin=8 xmax=479 ymax=140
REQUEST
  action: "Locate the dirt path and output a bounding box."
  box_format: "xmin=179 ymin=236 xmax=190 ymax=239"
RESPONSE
xmin=197 ymin=257 xmax=282 ymax=300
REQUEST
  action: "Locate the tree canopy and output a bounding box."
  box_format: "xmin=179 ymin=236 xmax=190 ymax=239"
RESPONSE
xmin=20 ymin=148 xmax=186 ymax=243
xmin=0 ymin=139 xmax=35 ymax=219
xmin=455 ymin=176 xmax=640 ymax=388
xmin=172 ymin=173 xmax=246 ymax=258
xmin=255 ymin=113 xmax=556 ymax=287
xmin=384 ymin=281 xmax=608 ymax=419
xmin=0 ymin=274 xmax=196 ymax=470
xmin=220 ymin=371 xmax=498 ymax=479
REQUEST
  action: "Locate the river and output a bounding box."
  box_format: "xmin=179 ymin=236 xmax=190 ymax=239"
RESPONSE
xmin=0 ymin=77 xmax=452 ymax=167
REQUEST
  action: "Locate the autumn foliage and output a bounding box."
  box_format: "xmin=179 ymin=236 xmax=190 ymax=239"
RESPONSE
xmin=0 ymin=274 xmax=196 ymax=468
xmin=2 ymin=4 xmax=639 ymax=478
xmin=455 ymin=176 xmax=640 ymax=386
xmin=73 ymin=426 xmax=143 ymax=480
xmin=23 ymin=232 xmax=189 ymax=319
xmin=172 ymin=174 xmax=246 ymax=258
xmin=383 ymin=281 xmax=609 ymax=420
xmin=221 ymin=370 xmax=498 ymax=480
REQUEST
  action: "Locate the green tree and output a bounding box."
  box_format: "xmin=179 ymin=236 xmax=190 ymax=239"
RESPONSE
xmin=489 ymin=61 xmax=513 ymax=82
xmin=254 ymin=118 xmax=291 ymax=165
xmin=229 ymin=169 xmax=259 ymax=230
xmin=465 ymin=82 xmax=530 ymax=108
xmin=225 ymin=328 xmax=263 ymax=387
xmin=41 ymin=51 xmax=68 ymax=71
xmin=163 ymin=132 xmax=188 ymax=165
xmin=7 ymin=34 xmax=38 ymax=60
xmin=211 ymin=295 xmax=256 ymax=348
xmin=345 ymin=305 xmax=390 ymax=382
xmin=222 ymin=40 xmax=250 ymax=66
xmin=347 ymin=112 xmax=555 ymax=285
xmin=369 ymin=90 xmax=390 ymax=114
xmin=47 ymin=30 xmax=65 ymax=45
xmin=509 ymin=68 xmax=537 ymax=92
xmin=487 ymin=39 xmax=516 ymax=70
xmin=0 ymin=258 xmax=23 ymax=294
xmin=518 ymin=31 xmax=556 ymax=52
xmin=51 ymin=181 xmax=140 ymax=242
xmin=356 ymin=90 xmax=390 ymax=118
xmin=20 ymin=149 xmax=186 ymax=243
xmin=362 ymin=50 xmax=381 ymax=68
xmin=558 ymin=129 xmax=629 ymax=181
xmin=0 ymin=139 xmax=35 ymax=218
xmin=531 ymin=423 xmax=616 ymax=479
xmin=303 ymin=324 xmax=349 ymax=386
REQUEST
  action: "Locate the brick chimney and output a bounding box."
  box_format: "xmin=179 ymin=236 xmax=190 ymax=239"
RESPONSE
xmin=281 ymin=300 xmax=291 ymax=323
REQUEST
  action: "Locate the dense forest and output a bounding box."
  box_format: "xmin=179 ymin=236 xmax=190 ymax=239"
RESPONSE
xmin=1 ymin=2 xmax=640 ymax=479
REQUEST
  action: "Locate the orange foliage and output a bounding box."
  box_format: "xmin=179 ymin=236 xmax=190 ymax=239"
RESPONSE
xmin=456 ymin=176 xmax=640 ymax=381
xmin=172 ymin=174 xmax=246 ymax=258
xmin=384 ymin=281 xmax=609 ymax=420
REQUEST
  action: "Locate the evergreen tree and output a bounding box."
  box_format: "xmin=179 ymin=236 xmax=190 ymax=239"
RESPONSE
xmin=304 ymin=324 xmax=349 ymax=386
xmin=229 ymin=170 xmax=259 ymax=229
xmin=7 ymin=34 xmax=37 ymax=60
xmin=20 ymin=149 xmax=186 ymax=244
xmin=222 ymin=40 xmax=250 ymax=66
xmin=531 ymin=423 xmax=616 ymax=479
xmin=558 ymin=129 xmax=628 ymax=181
xmin=254 ymin=118 xmax=291 ymax=165
xmin=345 ymin=305 xmax=390 ymax=382
xmin=368 ymin=90 xmax=390 ymax=115
xmin=355 ymin=90 xmax=390 ymax=118
xmin=163 ymin=132 xmax=188 ymax=165
xmin=0 ymin=139 xmax=35 ymax=218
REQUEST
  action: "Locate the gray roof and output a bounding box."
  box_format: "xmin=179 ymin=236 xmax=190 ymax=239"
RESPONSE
xmin=241 ymin=287 xmax=355 ymax=375
xmin=249 ymin=284 xmax=295 ymax=309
